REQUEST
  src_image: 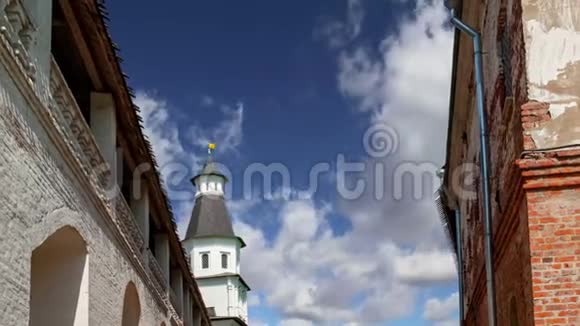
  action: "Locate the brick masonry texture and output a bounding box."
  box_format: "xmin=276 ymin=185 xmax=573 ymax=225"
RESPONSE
xmin=449 ymin=0 xmax=580 ymax=325
xmin=526 ymin=187 xmax=580 ymax=325
xmin=0 ymin=55 xmax=168 ymax=325
xmin=519 ymin=152 xmax=580 ymax=326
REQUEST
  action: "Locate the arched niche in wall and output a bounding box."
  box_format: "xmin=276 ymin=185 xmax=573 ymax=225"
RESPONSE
xmin=121 ymin=282 xmax=141 ymax=326
xmin=29 ymin=226 xmax=89 ymax=326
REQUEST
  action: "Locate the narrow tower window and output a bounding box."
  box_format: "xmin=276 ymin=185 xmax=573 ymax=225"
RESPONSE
xmin=221 ymin=253 xmax=228 ymax=269
xmin=201 ymin=253 xmax=209 ymax=269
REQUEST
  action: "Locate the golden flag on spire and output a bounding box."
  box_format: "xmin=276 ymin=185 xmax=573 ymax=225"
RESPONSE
xmin=208 ymin=143 xmax=216 ymax=154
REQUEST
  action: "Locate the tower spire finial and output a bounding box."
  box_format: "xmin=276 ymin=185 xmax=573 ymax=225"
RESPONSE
xmin=208 ymin=143 xmax=216 ymax=155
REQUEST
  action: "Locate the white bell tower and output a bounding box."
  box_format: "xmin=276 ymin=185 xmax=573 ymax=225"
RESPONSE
xmin=182 ymin=145 xmax=249 ymax=325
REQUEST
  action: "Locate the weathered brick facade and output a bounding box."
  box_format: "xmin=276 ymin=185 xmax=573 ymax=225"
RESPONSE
xmin=445 ymin=0 xmax=580 ymax=325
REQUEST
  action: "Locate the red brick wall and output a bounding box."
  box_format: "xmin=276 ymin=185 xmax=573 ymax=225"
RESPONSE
xmin=494 ymin=199 xmax=535 ymax=325
xmin=519 ymin=152 xmax=580 ymax=325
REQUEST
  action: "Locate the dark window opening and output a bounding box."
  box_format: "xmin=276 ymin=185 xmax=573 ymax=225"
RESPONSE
xmin=221 ymin=253 xmax=228 ymax=269
xmin=51 ymin=1 xmax=93 ymax=124
xmin=149 ymin=215 xmax=161 ymax=256
xmin=201 ymin=253 xmax=209 ymax=269
xmin=121 ymin=156 xmax=132 ymax=202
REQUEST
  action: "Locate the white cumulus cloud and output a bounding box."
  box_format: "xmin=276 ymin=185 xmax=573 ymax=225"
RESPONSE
xmin=423 ymin=292 xmax=459 ymax=323
xmin=235 ymin=0 xmax=457 ymax=323
xmin=136 ymin=0 xmax=457 ymax=323
xmin=136 ymin=91 xmax=195 ymax=169
xmin=235 ymin=198 xmax=454 ymax=324
xmin=135 ymin=91 xmax=245 ymax=238
xmin=394 ymin=250 xmax=457 ymax=285
xmin=189 ymin=103 xmax=244 ymax=155
xmin=280 ymin=319 xmax=314 ymax=326
xmin=314 ymin=0 xmax=365 ymax=49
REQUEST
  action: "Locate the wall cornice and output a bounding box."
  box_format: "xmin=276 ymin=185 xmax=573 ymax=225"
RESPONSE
xmin=517 ymin=149 xmax=580 ymax=190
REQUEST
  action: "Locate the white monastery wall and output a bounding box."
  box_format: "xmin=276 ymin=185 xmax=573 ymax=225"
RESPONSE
xmin=0 ymin=35 xmax=170 ymax=326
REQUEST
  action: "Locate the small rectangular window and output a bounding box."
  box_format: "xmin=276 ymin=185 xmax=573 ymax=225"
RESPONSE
xmin=221 ymin=253 xmax=228 ymax=269
xmin=201 ymin=253 xmax=209 ymax=269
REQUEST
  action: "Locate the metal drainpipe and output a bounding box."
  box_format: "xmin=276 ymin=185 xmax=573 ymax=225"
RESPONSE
xmin=448 ymin=8 xmax=498 ymax=326
xmin=455 ymin=209 xmax=465 ymax=325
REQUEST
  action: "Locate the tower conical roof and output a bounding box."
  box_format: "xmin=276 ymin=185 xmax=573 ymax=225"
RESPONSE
xmin=184 ymin=155 xmax=244 ymax=246
xmin=191 ymin=157 xmax=228 ymax=182
xmin=184 ymin=194 xmax=235 ymax=239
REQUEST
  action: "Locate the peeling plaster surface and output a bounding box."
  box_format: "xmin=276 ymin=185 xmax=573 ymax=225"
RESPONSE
xmin=523 ymin=0 xmax=580 ymax=148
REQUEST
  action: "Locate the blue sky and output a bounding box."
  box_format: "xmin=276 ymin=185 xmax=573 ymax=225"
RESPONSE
xmin=108 ymin=0 xmax=458 ymax=325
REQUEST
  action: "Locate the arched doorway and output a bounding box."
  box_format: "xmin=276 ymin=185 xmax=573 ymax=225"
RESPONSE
xmin=122 ymin=282 xmax=141 ymax=326
xmin=29 ymin=226 xmax=89 ymax=326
